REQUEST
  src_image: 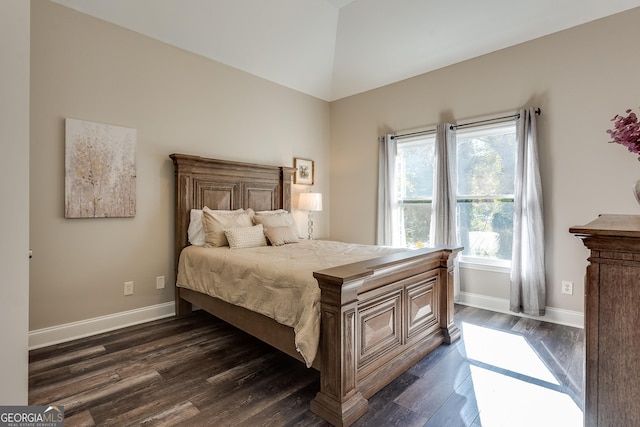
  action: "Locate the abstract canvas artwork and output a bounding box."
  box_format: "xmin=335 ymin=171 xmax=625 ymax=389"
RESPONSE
xmin=65 ymin=118 xmax=137 ymax=218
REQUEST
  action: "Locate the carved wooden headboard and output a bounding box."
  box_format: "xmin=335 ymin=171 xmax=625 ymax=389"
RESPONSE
xmin=170 ymin=153 xmax=296 ymax=267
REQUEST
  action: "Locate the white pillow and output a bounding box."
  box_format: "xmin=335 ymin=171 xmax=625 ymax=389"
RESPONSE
xmin=254 ymin=209 xmax=288 ymax=215
xmin=253 ymin=211 xmax=300 ymax=239
xmin=202 ymin=208 xmax=254 ymax=247
xmin=187 ymin=209 xmax=205 ymax=246
xmin=224 ymin=224 xmax=268 ymax=249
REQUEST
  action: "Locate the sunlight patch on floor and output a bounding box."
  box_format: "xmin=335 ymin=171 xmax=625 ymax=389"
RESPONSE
xmin=462 ymin=322 xmax=558 ymax=385
xmin=469 ymin=365 xmax=582 ymax=427
xmin=461 ymin=322 xmax=582 ymax=426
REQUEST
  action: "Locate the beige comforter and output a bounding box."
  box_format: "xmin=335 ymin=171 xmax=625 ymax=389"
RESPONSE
xmin=176 ymin=239 xmax=407 ymax=367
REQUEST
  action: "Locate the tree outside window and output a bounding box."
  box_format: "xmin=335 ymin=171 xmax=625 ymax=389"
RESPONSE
xmin=394 ymin=122 xmax=516 ymax=265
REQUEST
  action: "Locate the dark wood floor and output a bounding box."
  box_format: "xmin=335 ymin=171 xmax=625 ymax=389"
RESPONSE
xmin=29 ymin=305 xmax=584 ymax=426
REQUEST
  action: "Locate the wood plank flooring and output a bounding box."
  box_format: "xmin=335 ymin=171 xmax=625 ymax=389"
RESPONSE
xmin=29 ymin=305 xmax=584 ymax=426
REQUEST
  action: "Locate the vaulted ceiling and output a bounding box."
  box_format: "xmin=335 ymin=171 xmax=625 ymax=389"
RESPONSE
xmin=53 ymin=0 xmax=640 ymax=101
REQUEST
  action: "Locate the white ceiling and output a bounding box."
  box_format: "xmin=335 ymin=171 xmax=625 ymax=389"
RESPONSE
xmin=52 ymin=0 xmax=640 ymax=101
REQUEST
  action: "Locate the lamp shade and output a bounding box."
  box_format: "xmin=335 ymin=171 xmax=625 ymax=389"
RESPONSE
xmin=298 ymin=192 xmax=322 ymax=211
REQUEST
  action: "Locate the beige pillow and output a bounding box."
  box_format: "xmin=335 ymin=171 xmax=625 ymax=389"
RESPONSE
xmin=253 ymin=211 xmax=300 ymax=239
xmin=202 ymin=208 xmax=254 ymax=247
xmin=224 ymin=224 xmax=268 ymax=249
xmin=264 ymin=226 xmax=300 ymax=246
xmin=188 ymin=207 xmax=238 ymax=246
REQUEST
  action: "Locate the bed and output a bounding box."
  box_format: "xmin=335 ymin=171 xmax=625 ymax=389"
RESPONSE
xmin=171 ymin=153 xmax=462 ymax=426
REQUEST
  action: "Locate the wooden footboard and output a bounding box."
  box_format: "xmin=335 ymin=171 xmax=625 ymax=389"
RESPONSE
xmin=310 ymin=245 xmax=461 ymax=426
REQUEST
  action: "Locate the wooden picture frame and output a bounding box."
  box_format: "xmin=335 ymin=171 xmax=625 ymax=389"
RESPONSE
xmin=294 ymin=158 xmax=314 ymax=185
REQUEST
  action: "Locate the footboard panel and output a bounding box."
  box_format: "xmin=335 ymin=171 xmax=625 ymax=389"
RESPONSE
xmin=406 ymin=273 xmax=439 ymax=341
xmin=357 ymin=289 xmax=403 ymax=371
xmin=311 ymin=246 xmax=461 ymax=426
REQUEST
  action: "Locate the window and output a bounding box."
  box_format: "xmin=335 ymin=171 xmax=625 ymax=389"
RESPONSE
xmin=395 ymin=135 xmax=436 ymax=248
xmin=393 ymin=122 xmax=516 ymax=266
xmin=456 ymin=123 xmax=516 ymax=267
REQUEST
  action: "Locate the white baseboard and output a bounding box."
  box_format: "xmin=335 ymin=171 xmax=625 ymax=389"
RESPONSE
xmin=457 ymin=292 xmax=584 ymax=329
xmin=29 ymin=302 xmax=175 ymax=350
xmin=28 ymin=293 xmax=582 ymax=350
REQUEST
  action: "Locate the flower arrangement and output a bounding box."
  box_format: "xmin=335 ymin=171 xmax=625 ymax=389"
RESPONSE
xmin=607 ymin=108 xmax=640 ymax=158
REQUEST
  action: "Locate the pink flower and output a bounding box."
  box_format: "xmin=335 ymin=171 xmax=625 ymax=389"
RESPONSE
xmin=607 ymin=108 xmax=640 ymax=158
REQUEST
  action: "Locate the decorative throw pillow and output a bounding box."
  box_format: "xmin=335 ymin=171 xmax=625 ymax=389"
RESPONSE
xmin=264 ymin=226 xmax=300 ymax=246
xmin=253 ymin=212 xmax=300 ymax=239
xmin=224 ymin=224 xmax=268 ymax=249
xmin=202 ymin=208 xmax=253 ymax=247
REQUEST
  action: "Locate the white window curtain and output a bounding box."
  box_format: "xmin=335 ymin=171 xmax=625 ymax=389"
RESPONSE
xmin=376 ymin=134 xmax=401 ymax=246
xmin=510 ymin=108 xmax=546 ymax=316
xmin=430 ymin=123 xmax=457 ymax=246
xmin=430 ymin=123 xmax=460 ymax=300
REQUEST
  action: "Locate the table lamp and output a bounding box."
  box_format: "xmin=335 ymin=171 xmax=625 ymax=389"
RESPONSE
xmin=298 ymin=192 xmax=322 ymax=240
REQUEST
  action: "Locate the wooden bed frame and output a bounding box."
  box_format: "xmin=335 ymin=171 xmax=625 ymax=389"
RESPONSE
xmin=171 ymin=153 xmax=462 ymax=426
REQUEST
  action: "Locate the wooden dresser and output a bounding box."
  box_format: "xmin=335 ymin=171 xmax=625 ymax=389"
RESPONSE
xmin=570 ymin=215 xmax=640 ymax=427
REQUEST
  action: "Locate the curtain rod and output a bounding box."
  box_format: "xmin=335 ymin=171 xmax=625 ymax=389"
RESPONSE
xmin=390 ymin=128 xmax=436 ymax=140
xmin=451 ymin=108 xmax=541 ymax=130
xmin=391 ymin=108 xmax=541 ymax=139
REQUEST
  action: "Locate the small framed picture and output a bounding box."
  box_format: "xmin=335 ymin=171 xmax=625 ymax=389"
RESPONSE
xmin=294 ymin=158 xmax=314 ymax=185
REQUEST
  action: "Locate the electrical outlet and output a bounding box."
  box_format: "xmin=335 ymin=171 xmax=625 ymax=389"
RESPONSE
xmin=124 ymin=281 xmax=134 ymax=296
xmin=156 ymin=276 xmax=165 ymax=290
xmin=561 ymin=280 xmax=573 ymax=295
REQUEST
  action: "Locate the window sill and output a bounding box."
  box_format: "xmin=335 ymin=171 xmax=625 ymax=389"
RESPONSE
xmin=459 ymin=256 xmax=511 ymax=274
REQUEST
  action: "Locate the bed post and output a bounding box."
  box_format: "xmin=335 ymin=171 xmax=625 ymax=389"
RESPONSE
xmin=311 ymin=271 xmax=372 ymax=427
xmin=170 ymin=154 xmax=196 ymax=317
xmin=280 ymin=166 xmax=295 ymax=212
xmin=439 ymin=249 xmax=461 ymax=343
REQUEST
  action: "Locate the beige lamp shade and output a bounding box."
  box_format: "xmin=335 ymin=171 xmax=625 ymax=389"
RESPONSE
xmin=298 ymin=192 xmax=323 ymax=211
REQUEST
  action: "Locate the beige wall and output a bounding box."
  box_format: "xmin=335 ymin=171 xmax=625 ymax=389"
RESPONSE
xmin=329 ymin=8 xmax=640 ymax=314
xmin=1 ymin=0 xmax=30 ymax=403
xmin=30 ymin=1 xmax=330 ymax=330
xmin=30 ymin=2 xmax=640 ymax=332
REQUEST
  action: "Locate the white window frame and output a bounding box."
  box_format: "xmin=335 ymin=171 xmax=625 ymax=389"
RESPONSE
xmin=392 ymin=122 xmax=516 ymax=270
xmin=455 ymin=122 xmax=516 ymax=270
xmin=395 ymin=134 xmax=436 ymax=248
